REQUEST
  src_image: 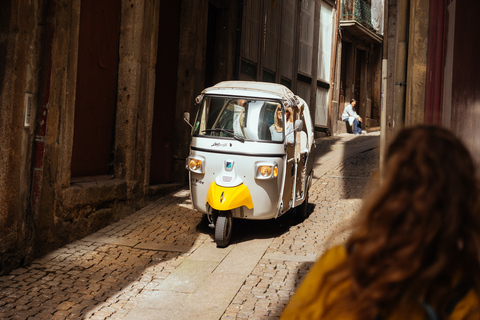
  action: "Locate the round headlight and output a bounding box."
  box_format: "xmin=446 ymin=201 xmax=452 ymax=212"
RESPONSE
xmin=189 ymin=159 xmax=202 ymax=171
xmin=259 ymin=166 xmax=272 ymax=177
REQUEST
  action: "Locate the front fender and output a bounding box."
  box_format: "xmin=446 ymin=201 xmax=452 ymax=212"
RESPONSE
xmin=206 ymin=182 xmax=254 ymax=211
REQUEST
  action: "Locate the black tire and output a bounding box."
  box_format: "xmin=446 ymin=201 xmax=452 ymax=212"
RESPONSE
xmin=215 ymin=212 xmax=233 ymax=248
xmin=296 ymin=189 xmax=309 ymax=220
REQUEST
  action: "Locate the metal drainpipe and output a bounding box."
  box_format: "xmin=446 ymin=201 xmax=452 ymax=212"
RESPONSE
xmin=327 ymin=0 xmax=342 ymax=135
xmin=393 ymin=0 xmax=409 ymax=132
xmin=30 ymin=0 xmax=56 ymax=225
xmin=380 ymin=0 xmax=409 ymax=177
xmin=380 ymin=59 xmax=387 ymax=177
xmin=380 ymin=0 xmax=389 ymax=177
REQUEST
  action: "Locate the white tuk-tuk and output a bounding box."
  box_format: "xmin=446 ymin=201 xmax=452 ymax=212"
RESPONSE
xmin=185 ymin=81 xmax=315 ymax=247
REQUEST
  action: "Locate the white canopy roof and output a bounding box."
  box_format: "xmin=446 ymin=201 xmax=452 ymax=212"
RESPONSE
xmin=197 ymin=81 xmax=299 ymax=108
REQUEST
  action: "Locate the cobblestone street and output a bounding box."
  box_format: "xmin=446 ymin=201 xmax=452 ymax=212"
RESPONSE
xmin=0 ymin=132 xmax=379 ymax=320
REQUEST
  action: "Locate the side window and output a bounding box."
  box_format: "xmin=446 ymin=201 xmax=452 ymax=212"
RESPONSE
xmin=298 ymin=110 xmax=309 ymax=152
xmin=258 ymin=102 xmax=281 ymax=141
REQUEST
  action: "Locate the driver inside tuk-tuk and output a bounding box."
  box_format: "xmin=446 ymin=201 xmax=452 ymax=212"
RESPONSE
xmin=270 ymin=106 xmax=294 ymax=143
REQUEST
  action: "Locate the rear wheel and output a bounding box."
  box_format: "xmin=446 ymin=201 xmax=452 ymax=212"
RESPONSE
xmin=296 ymin=189 xmax=309 ymax=220
xmin=215 ymin=212 xmax=232 ymax=248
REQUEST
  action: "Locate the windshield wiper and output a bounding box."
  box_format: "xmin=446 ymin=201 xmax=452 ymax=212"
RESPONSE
xmin=203 ymin=128 xmax=245 ymax=142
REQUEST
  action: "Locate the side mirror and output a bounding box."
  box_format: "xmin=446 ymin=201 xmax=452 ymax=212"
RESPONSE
xmin=294 ymin=120 xmax=303 ymax=132
xmin=184 ymin=112 xmax=193 ymax=128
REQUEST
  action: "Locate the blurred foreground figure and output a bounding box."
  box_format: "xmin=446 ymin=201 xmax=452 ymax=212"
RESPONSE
xmin=282 ymin=125 xmax=480 ymax=319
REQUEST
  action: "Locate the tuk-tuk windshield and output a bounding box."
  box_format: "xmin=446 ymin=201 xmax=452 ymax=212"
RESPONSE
xmin=193 ymin=96 xmax=285 ymax=142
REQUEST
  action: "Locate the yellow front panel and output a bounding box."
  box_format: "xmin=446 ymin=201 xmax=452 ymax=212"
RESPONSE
xmin=206 ymin=182 xmax=254 ymax=211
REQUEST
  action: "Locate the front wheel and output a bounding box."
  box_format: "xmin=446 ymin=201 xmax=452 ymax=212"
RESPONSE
xmin=215 ymin=212 xmax=233 ymax=248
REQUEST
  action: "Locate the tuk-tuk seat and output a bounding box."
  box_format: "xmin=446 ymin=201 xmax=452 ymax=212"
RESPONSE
xmin=258 ymin=121 xmax=272 ymax=140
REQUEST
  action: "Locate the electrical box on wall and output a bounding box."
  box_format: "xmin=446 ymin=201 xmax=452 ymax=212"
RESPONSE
xmin=24 ymin=93 xmax=33 ymax=127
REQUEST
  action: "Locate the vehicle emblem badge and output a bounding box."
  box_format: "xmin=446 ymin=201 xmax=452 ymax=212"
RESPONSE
xmin=225 ymin=160 xmax=233 ymax=172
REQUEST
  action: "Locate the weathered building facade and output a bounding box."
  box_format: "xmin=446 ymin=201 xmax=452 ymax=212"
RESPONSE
xmin=0 ymin=0 xmax=187 ymax=274
xmin=0 ymin=0 xmax=343 ymax=274
xmin=382 ymin=0 xmax=480 ymax=170
xmin=332 ymin=0 xmax=383 ymax=134
xmin=236 ymin=0 xmax=339 ymax=133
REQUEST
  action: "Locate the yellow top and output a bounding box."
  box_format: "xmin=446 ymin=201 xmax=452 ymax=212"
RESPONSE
xmin=281 ymin=245 xmax=479 ymax=320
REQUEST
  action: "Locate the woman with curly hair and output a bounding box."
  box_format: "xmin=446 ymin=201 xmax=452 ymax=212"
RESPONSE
xmin=281 ymin=125 xmax=480 ymax=319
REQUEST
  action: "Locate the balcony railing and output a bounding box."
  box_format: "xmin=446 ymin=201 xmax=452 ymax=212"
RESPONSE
xmin=341 ymin=0 xmax=376 ymax=33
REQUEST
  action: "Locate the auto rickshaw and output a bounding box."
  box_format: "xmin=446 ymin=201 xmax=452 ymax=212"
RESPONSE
xmin=185 ymin=81 xmax=315 ymax=247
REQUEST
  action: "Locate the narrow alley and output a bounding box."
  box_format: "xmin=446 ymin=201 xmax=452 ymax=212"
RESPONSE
xmin=0 ymin=132 xmax=379 ymax=320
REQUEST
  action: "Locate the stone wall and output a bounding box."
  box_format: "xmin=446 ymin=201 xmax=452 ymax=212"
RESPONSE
xmin=0 ymin=0 xmax=177 ymax=274
xmin=0 ymin=0 xmax=46 ymax=274
xmin=34 ymin=0 xmax=162 ymax=258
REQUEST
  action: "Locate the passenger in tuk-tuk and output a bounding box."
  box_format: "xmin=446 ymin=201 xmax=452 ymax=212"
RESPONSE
xmin=270 ymin=106 xmax=294 ymax=143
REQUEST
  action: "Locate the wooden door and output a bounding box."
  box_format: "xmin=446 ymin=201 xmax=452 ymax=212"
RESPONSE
xmin=71 ymin=0 xmax=121 ymax=177
xmin=354 ymin=49 xmax=363 ymax=116
xmin=450 ymin=0 xmax=480 ymax=167
xmin=149 ymin=0 xmax=181 ymax=184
